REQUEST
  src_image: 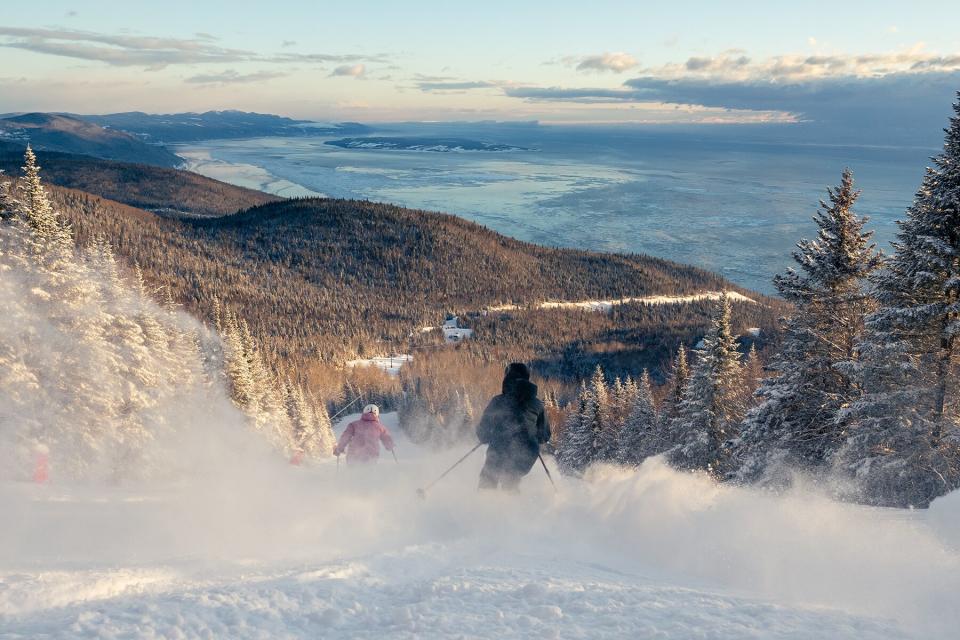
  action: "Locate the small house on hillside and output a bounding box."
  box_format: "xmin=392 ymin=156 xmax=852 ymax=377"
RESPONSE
xmin=442 ymin=314 xmax=474 ymax=344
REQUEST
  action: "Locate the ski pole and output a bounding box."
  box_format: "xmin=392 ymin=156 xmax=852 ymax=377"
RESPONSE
xmin=538 ymin=453 xmax=557 ymax=493
xmin=416 ymin=443 xmax=482 ymax=499
xmin=391 ymin=449 xmax=399 ymax=464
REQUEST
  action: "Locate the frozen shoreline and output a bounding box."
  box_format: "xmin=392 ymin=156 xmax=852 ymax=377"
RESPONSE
xmin=176 ymin=146 xmax=324 ymax=198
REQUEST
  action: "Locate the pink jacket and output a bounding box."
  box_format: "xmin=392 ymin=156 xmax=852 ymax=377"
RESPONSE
xmin=336 ymin=413 xmax=395 ymax=464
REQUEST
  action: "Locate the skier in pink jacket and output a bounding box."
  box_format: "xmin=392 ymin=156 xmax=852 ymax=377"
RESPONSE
xmin=334 ymin=404 xmax=396 ymax=464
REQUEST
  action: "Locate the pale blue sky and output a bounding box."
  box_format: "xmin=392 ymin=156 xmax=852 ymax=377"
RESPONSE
xmin=2 ymin=1 xmax=959 ymax=127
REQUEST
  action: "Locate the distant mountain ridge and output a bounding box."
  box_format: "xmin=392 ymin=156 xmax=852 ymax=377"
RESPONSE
xmin=1 ymin=110 xmax=376 ymax=169
xmin=78 ymin=110 xmax=373 ymax=143
xmin=0 ymin=113 xmax=182 ymax=167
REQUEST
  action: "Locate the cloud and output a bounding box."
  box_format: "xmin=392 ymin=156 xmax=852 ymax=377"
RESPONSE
xmin=184 ymin=69 xmax=286 ymax=85
xmin=504 ymin=86 xmax=642 ymax=103
xmin=575 ymin=52 xmax=639 ymax=73
xmin=330 ymin=63 xmax=366 ymax=78
xmin=272 ymin=52 xmax=388 ymax=65
xmin=639 ymin=48 xmax=960 ymax=82
xmin=412 ymin=73 xmax=459 ymax=82
xmin=417 ymin=80 xmax=501 ymax=92
xmin=0 ymin=26 xmax=386 ymax=70
xmin=910 ymin=55 xmax=960 ymax=70
xmin=685 ymin=54 xmax=751 ymax=72
xmin=0 ymin=27 xmax=251 ymax=68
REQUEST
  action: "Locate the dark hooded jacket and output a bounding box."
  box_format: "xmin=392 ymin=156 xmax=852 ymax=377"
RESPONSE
xmin=476 ymin=370 xmax=551 ymax=475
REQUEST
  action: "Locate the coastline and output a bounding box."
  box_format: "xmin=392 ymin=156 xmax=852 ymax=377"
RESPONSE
xmin=176 ymin=145 xmax=324 ymax=199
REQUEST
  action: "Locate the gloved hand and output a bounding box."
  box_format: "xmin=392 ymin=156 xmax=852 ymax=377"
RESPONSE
xmin=333 ymin=446 xmax=342 ymax=456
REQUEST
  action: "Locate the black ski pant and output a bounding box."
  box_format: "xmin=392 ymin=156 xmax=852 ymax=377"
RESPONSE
xmin=478 ymin=445 xmax=536 ymax=492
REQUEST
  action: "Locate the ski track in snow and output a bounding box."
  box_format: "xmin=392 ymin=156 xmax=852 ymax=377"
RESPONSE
xmin=486 ymin=290 xmax=756 ymax=313
xmin=345 ymin=355 xmax=414 ymax=377
xmin=2 ymin=413 xmax=958 ymax=639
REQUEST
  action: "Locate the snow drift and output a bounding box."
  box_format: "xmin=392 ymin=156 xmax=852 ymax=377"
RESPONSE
xmin=4 ymin=423 xmax=960 ymax=637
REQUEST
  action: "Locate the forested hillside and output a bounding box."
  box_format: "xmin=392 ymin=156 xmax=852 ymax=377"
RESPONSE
xmin=0 ymin=142 xmax=279 ymax=217
xmin=40 ymin=184 xmax=781 ymax=383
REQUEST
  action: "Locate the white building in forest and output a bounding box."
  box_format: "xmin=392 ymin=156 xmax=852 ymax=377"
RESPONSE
xmin=442 ymin=315 xmax=474 ymax=344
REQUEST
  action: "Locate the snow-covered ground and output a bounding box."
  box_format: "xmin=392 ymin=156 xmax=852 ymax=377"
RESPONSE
xmin=487 ymin=290 xmax=756 ymax=313
xmin=346 ymin=355 xmax=414 ymax=377
xmin=3 ymin=413 xmax=959 ymax=639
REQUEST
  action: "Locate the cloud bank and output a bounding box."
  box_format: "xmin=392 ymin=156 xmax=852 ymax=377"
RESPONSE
xmin=0 ymin=26 xmax=385 ymax=70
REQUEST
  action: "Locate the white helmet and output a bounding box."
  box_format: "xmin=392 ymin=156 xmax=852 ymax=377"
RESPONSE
xmin=363 ymin=404 xmax=380 ymax=417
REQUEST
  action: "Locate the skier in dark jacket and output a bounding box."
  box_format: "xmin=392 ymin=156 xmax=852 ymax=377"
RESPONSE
xmin=476 ymin=362 xmax=551 ymax=491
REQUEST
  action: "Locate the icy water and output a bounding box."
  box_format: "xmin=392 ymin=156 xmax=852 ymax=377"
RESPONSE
xmin=177 ymin=123 xmax=934 ymax=293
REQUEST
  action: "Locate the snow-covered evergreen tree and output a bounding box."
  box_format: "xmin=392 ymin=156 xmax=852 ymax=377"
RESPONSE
xmin=735 ymin=170 xmax=882 ymax=482
xmin=669 ymin=294 xmax=745 ymax=476
xmin=557 ymin=382 xmax=593 ymax=474
xmin=742 ymin=344 xmax=764 ymax=399
xmin=599 ymin=376 xmax=625 ymax=461
xmin=221 ymin=309 xmax=256 ymax=410
xmin=0 ymin=149 xmax=197 ymax=479
xmin=0 ymin=171 xmax=17 ymax=219
xmin=307 ymin=389 xmax=337 ymax=457
xmin=668 ymin=344 xmax=689 ymax=417
xmin=834 ymin=95 xmax=960 ymax=506
xmin=586 ymin=366 xmax=614 ymax=463
xmin=285 ymin=378 xmax=313 ymax=453
xmin=17 ymin=145 xmax=71 ymax=254
xmin=0 ymin=147 xmax=335 ymax=480
xmin=617 ymin=370 xmax=660 ymax=465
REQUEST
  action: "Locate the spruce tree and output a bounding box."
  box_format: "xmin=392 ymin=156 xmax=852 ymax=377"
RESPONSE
xmin=669 ymin=294 xmax=745 ymax=476
xmin=599 ymin=377 xmax=625 ymax=461
xmin=668 ymin=344 xmax=689 ymax=416
xmin=221 ymin=309 xmax=255 ymax=409
xmin=0 ymin=172 xmax=17 ymax=219
xmin=18 ymin=146 xmax=70 ymax=252
xmin=285 ymin=379 xmax=313 ymax=454
xmin=835 ymin=94 xmax=960 ymax=506
xmin=617 ymin=370 xmax=660 ymax=466
xmin=557 ymin=382 xmax=592 ymax=474
xmin=307 ymin=391 xmax=336 ymax=457
xmin=587 ymin=365 xmax=613 ymax=463
xmin=742 ymin=345 xmax=764 ymax=399
xmin=736 ymin=170 xmax=882 ymax=481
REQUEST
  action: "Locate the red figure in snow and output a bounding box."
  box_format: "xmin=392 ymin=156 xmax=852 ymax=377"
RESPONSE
xmin=33 ymin=444 xmax=49 ymax=484
xmin=334 ymin=404 xmax=396 ymax=464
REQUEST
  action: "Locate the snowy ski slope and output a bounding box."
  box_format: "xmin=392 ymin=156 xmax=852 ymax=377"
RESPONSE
xmin=2 ymin=413 xmax=959 ymax=639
